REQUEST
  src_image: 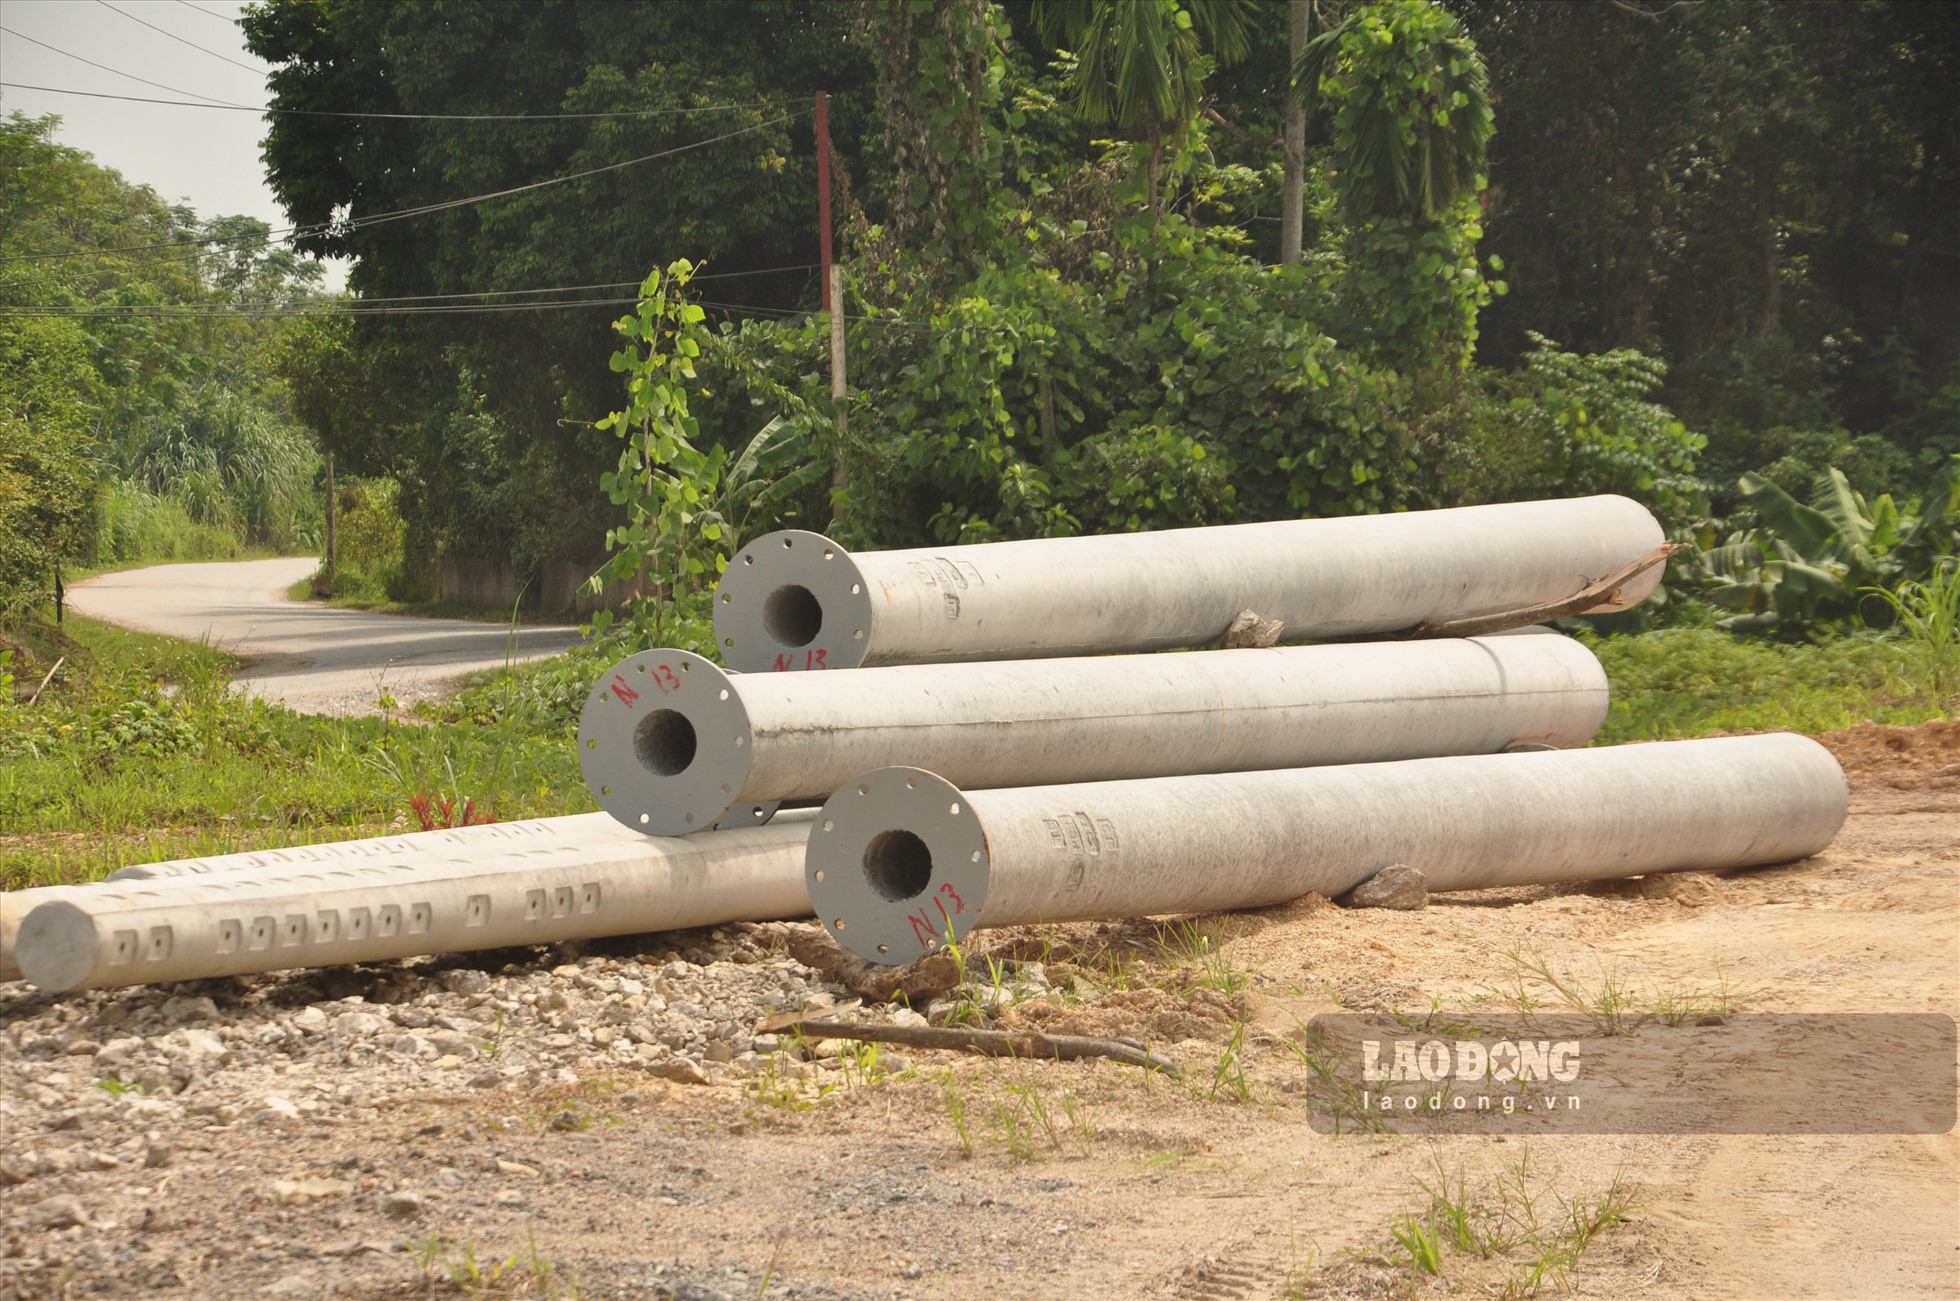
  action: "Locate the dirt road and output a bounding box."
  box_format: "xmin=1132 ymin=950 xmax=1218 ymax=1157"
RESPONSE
xmin=65 ymin=558 xmax=582 ymax=714
xmin=0 ymin=723 xmax=1954 ymax=1300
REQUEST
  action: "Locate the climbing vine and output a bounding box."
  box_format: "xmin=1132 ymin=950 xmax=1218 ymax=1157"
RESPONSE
xmin=588 ymin=261 xmax=723 ymax=642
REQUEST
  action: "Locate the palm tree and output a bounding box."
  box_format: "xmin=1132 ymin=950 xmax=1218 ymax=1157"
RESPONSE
xmin=1032 ymin=0 xmax=1266 ymax=221
xmin=1289 ymin=0 xmax=1492 ymax=225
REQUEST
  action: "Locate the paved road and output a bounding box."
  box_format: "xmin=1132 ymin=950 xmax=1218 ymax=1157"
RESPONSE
xmin=67 ymin=558 xmax=583 ymax=714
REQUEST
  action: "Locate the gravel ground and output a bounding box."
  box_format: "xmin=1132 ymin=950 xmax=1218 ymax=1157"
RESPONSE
xmin=0 ymin=924 xmax=915 ymax=1300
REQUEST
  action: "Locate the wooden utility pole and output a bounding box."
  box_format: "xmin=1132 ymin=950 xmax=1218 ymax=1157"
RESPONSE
xmin=322 ymin=451 xmax=337 ymax=593
xmin=1281 ymin=0 xmax=1310 ymax=264
xmin=817 ymin=91 xmax=847 ymax=521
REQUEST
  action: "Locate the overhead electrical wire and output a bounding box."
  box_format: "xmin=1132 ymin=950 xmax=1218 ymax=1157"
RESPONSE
xmin=0 ymin=80 xmax=804 ymax=122
xmin=0 ymin=265 xmax=828 ymax=319
xmin=0 ymin=24 xmax=258 ymax=108
xmin=0 ymin=110 xmax=808 ymax=266
xmin=94 ymin=0 xmax=267 ymax=75
xmin=174 ymin=0 xmax=241 ymax=26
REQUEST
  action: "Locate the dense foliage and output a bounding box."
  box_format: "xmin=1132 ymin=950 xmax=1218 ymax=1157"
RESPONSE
xmin=234 ymin=0 xmax=1954 ymax=631
xmin=0 ymin=113 xmax=325 ymax=612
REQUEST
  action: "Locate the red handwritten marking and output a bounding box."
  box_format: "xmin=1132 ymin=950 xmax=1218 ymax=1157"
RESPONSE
xmin=809 ymin=648 xmax=827 ymax=669
xmin=939 ymin=882 xmax=965 ymax=913
xmin=652 ymin=663 xmax=681 ymax=694
xmin=908 ymin=911 xmax=937 ymax=949
xmin=772 ymin=649 xmax=830 ymax=671
xmin=932 ymin=895 xmax=951 ymax=924
xmin=773 ymin=653 xmax=792 ymax=672
xmin=611 ymin=675 xmax=641 ymax=708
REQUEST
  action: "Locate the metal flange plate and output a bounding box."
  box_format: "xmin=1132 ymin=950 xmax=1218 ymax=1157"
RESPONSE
xmin=806 ymin=767 xmax=992 ymax=964
xmin=576 ymin=650 xmax=754 ymax=836
xmin=713 ymin=529 xmax=877 ymax=673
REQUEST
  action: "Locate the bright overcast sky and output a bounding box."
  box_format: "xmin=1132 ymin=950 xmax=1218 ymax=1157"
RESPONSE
xmin=0 ymin=0 xmax=348 ymax=288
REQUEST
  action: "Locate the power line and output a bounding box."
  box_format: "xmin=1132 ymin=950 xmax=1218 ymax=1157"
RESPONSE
xmin=95 ymin=0 xmax=266 ymax=75
xmin=0 ymin=264 xmax=827 ymax=317
xmin=174 ymin=0 xmax=240 ymax=26
xmin=0 ymin=24 xmax=258 ymax=108
xmin=0 ymin=111 xmax=807 ymax=266
xmin=0 ymin=297 xmax=648 ymax=319
xmin=0 ymin=80 xmax=803 ymax=121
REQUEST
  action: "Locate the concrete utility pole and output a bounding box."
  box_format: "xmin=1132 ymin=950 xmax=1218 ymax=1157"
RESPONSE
xmin=712 ymin=496 xmax=1665 ymax=672
xmin=1281 ymin=0 xmax=1310 ymax=264
xmin=575 ymin=633 xmax=1609 ymax=836
xmin=816 ymin=91 xmax=847 ymax=521
xmin=805 ymin=735 xmax=1850 ymax=963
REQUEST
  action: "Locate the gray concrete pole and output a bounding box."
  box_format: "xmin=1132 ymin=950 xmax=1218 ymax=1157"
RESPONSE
xmin=713 ymin=495 xmax=1663 ymax=672
xmin=1 ymin=816 xmax=665 ymax=982
xmin=803 ymin=735 xmax=1849 ymax=963
xmin=15 ymin=812 xmax=816 ymax=993
xmin=577 ymin=632 xmax=1609 ymax=837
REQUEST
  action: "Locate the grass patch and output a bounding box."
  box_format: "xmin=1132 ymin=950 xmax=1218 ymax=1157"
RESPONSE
xmin=0 ymin=614 xmax=591 ymax=890
xmin=1584 ymin=627 xmax=1950 ymax=741
xmin=1291 ymin=1155 xmax=1634 ymax=1295
xmin=1478 ymin=944 xmax=1741 ymax=1035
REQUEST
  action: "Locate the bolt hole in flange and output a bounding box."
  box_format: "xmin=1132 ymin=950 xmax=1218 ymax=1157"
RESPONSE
xmin=862 ymin=828 xmax=933 ymax=902
xmin=762 ymin=584 xmax=823 ymax=647
xmin=633 ymin=709 xmax=697 ymax=776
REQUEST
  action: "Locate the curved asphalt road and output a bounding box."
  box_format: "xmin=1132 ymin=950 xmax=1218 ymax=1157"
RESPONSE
xmin=66 ymin=558 xmax=583 ymax=715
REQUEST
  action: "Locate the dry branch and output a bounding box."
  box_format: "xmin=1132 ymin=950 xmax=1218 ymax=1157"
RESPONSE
xmin=1398 ymin=543 xmax=1684 ymax=640
xmin=785 ymin=1018 xmax=1182 ymax=1077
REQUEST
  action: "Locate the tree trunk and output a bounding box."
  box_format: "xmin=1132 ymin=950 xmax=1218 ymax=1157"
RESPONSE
xmin=1281 ymin=0 xmax=1309 ymax=264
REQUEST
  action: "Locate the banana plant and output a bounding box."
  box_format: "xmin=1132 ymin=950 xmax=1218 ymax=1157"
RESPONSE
xmin=1698 ymin=456 xmax=1959 ymax=633
xmin=717 ymin=415 xmax=828 ymax=548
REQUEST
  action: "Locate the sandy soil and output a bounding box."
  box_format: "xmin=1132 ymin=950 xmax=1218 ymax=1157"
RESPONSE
xmin=2 ymin=722 xmax=1955 ymax=1301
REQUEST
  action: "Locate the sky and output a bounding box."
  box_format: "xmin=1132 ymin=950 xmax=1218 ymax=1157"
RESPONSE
xmin=0 ymin=0 xmax=348 ymax=288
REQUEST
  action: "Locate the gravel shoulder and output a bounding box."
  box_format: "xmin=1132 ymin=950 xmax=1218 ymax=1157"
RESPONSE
xmin=1 ymin=722 xmax=1955 ymax=1300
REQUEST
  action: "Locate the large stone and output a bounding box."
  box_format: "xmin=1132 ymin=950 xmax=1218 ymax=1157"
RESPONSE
xmin=1340 ymin=864 xmax=1428 ymax=911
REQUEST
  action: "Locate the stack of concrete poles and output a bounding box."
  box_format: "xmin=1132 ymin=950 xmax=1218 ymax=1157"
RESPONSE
xmin=4 ymin=494 xmax=1849 ymax=991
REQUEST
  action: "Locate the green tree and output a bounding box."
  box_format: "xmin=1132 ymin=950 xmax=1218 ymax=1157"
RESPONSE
xmin=1031 ymin=0 xmax=1266 ymax=220
xmin=1291 ymin=0 xmax=1496 ymax=371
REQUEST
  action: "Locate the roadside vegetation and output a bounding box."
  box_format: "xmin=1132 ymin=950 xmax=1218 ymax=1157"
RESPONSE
xmin=1 ymin=114 xmax=328 ymax=615
xmin=0 ymin=616 xmax=588 ymax=892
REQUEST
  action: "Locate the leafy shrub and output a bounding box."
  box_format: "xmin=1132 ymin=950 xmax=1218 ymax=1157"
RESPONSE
xmin=330 ymin=477 xmax=408 ymax=602
xmin=1698 ymin=457 xmax=1960 ymax=634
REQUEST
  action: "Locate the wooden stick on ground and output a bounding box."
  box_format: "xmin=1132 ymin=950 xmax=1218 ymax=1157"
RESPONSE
xmin=785 ymin=1018 xmax=1182 ymax=1078
xmin=25 ymin=656 xmax=65 ymax=707
xmin=1398 ymin=542 xmax=1685 ymax=640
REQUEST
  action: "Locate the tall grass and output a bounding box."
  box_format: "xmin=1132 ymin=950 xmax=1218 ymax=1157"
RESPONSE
xmin=93 ymin=480 xmax=246 ymax=566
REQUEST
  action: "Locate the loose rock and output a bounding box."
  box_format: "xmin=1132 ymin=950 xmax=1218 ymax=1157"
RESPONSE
xmin=1339 ymin=864 xmax=1428 ymax=910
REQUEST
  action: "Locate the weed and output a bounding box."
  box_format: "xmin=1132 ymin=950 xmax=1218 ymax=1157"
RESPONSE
xmin=1275 ymin=1022 xmax=1390 ymax=1135
xmin=1864 ymin=559 xmax=1960 ymax=700
xmin=1060 ymin=1088 xmax=1095 ymax=1149
xmin=1649 ymin=969 xmax=1738 ymax=1026
xmin=749 ymin=1052 xmax=813 ymax=1112
xmin=988 ymin=1096 xmax=1038 ymax=1164
xmin=1205 ymin=1021 xmax=1253 ymax=1104
xmin=93 ymin=1076 xmax=147 ymax=1096
xmin=1389 ymin=1214 xmax=1443 ymax=1277
xmin=939 ymin=1070 xmax=975 ymax=1159
xmin=1156 ymin=920 xmax=1249 ymax=996
xmin=414 ymin=1224 xmax=586 ymax=1299
xmin=1485 ymin=944 xmax=1744 ymax=1034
